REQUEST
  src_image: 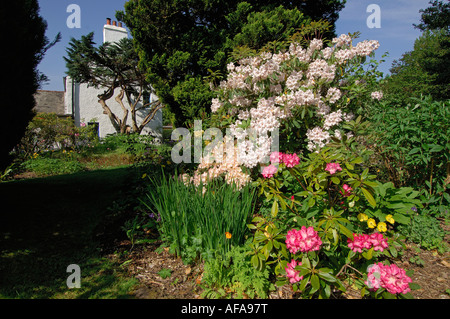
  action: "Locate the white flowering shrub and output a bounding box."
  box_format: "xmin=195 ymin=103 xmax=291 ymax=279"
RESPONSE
xmin=210 ymin=33 xmax=382 ymax=169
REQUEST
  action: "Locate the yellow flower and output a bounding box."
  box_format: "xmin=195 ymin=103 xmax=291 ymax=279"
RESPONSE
xmin=367 ymin=218 xmax=377 ymax=229
xmin=141 ymin=173 xmax=147 ymax=179
xmin=225 ymin=232 xmax=232 ymax=239
xmin=385 ymin=214 xmax=395 ymax=224
xmin=358 ymin=213 xmax=369 ymax=222
xmin=377 ymin=222 xmax=387 ymax=232
xmin=167 ymin=160 xmax=172 ymax=165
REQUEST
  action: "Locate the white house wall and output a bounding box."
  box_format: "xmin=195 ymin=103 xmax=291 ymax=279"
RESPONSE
xmin=103 ymin=23 xmax=129 ymax=44
xmin=65 ymin=76 xmax=162 ymax=139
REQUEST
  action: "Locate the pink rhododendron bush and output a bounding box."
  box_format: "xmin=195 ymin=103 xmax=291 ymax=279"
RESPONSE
xmin=181 ymin=33 xmax=422 ymax=298
xmin=252 ymin=145 xmax=420 ymax=299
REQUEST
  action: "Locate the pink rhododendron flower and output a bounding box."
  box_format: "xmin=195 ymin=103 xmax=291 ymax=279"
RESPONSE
xmin=366 ymin=263 xmax=412 ymax=295
xmin=286 ymin=226 xmax=322 ymax=254
xmin=262 ymin=164 xmax=278 ymax=178
xmin=285 ymin=259 xmax=303 ymax=283
xmin=347 ymin=234 xmax=372 ymax=253
xmin=369 ymin=233 xmax=389 ymax=251
xmin=340 ymin=184 xmax=352 ymax=197
xmin=270 ymin=151 xmax=284 ymax=164
xmin=325 ymin=162 xmax=342 ymax=175
xmin=347 ymin=233 xmax=388 ymax=253
xmin=282 ymin=153 xmax=300 ymax=168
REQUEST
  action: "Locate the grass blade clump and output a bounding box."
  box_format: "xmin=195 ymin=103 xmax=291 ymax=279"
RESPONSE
xmin=143 ymin=172 xmax=256 ymax=263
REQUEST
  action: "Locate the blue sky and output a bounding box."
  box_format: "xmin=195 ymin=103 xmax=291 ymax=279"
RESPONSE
xmin=38 ymin=0 xmax=431 ymax=92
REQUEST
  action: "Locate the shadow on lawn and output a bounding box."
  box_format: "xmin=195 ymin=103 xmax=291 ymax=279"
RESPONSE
xmin=0 ymin=166 xmax=139 ymax=299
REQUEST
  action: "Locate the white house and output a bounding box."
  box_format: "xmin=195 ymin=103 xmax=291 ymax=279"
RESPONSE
xmin=63 ymin=18 xmax=163 ymax=139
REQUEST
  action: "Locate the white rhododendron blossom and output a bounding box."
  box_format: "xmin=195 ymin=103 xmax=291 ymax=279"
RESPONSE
xmin=208 ymin=33 xmax=381 ymax=166
xmin=185 ymin=135 xmax=252 ymax=190
xmin=371 ymin=91 xmax=383 ymax=101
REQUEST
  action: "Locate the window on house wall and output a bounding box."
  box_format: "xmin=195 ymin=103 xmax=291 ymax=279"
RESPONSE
xmin=142 ymin=90 xmax=150 ymax=106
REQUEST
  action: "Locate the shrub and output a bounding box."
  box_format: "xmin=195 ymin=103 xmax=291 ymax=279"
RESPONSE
xmin=366 ymin=96 xmax=449 ymax=190
xmin=201 ymin=245 xmax=274 ymax=299
xmin=398 ymin=213 xmax=447 ymax=252
xmin=14 ymin=113 xmax=98 ymax=160
xmin=255 ymin=143 xmax=420 ymax=298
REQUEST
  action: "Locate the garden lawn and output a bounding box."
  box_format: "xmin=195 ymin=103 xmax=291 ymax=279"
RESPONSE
xmin=0 ymin=166 xmax=139 ymax=299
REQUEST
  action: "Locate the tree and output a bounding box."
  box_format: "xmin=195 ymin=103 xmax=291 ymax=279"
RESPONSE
xmin=413 ymin=0 xmax=450 ymax=32
xmin=0 ymin=0 xmax=60 ymax=170
xmin=116 ymin=0 xmax=346 ymax=126
xmin=64 ymin=33 xmax=163 ymax=134
xmin=385 ymin=1 xmax=450 ymax=101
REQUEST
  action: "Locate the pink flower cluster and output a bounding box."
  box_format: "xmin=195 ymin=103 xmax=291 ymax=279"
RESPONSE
xmin=285 ymin=259 xmax=303 ymax=283
xmin=366 ymin=263 xmax=412 ymax=295
xmin=283 ymin=153 xmax=300 ymax=168
xmin=262 ymin=164 xmax=278 ymax=178
xmin=325 ymin=162 xmax=342 ymax=175
xmin=269 ymin=151 xmax=300 ymax=168
xmin=286 ymin=226 xmax=322 ymax=254
xmin=347 ymin=233 xmax=389 ymax=253
xmin=340 ymin=184 xmax=352 ymax=197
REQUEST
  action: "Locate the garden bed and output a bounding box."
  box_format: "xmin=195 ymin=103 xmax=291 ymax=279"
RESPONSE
xmin=119 ymin=223 xmax=450 ymax=300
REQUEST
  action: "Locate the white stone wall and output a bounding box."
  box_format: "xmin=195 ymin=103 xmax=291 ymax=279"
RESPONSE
xmin=65 ymin=76 xmax=162 ymax=139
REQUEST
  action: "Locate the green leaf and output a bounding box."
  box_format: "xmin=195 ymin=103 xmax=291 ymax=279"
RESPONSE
xmin=271 ymin=199 xmax=279 ymax=218
xmin=331 ymin=176 xmax=340 ymax=184
xmin=362 ymin=247 xmax=374 ymax=260
xmin=428 ymin=144 xmax=444 ymax=153
xmin=351 ymin=157 xmax=363 ymax=164
xmin=251 ymin=255 xmax=259 ymax=269
xmin=389 ymin=245 xmax=398 ymax=258
xmin=276 ymin=278 xmax=288 ymax=287
xmin=393 ymin=213 xmax=410 ymax=225
xmin=260 ymin=245 xmax=268 ymax=260
xmin=308 ymin=197 xmax=316 ymax=208
xmin=408 ymin=147 xmax=420 ymax=155
xmin=318 ymin=271 xmax=337 ymax=283
xmin=302 ymin=256 xmax=311 ymax=269
xmin=360 ymin=286 xmax=367 ymax=298
xmin=339 ymin=224 xmax=354 ymax=239
xmin=310 ymin=274 xmax=320 ymax=294
xmin=361 ymin=187 xmax=376 ymax=208
xmin=299 ymin=275 xmax=309 ymax=291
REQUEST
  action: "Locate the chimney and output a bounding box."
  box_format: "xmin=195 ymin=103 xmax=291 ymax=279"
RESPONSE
xmin=103 ymin=17 xmax=128 ymax=44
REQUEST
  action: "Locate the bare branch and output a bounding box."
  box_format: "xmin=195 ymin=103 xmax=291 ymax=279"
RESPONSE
xmin=139 ymin=101 xmax=164 ymax=131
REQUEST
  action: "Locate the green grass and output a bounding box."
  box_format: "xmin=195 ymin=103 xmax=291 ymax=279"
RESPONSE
xmin=0 ymin=166 xmax=140 ymax=299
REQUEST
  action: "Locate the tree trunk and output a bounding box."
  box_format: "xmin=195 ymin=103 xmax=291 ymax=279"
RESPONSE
xmin=115 ymin=90 xmax=129 ymax=134
xmin=98 ymin=98 xmax=121 ymax=133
